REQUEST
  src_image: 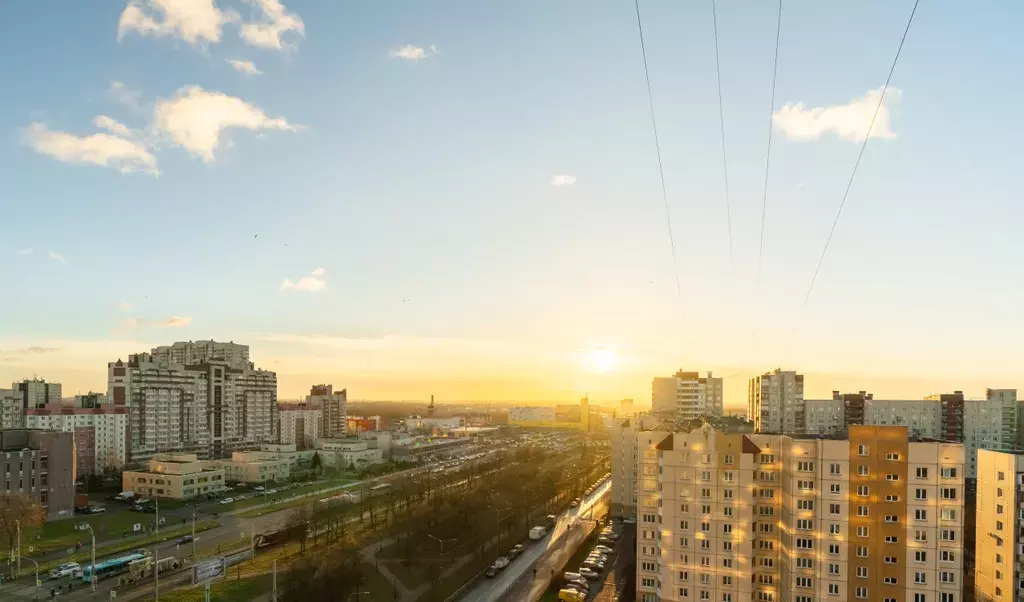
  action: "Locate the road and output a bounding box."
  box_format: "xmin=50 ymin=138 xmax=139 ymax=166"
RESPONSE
xmin=460 ymin=479 xmax=610 ymax=602
xmin=591 ymin=523 xmax=634 ymax=602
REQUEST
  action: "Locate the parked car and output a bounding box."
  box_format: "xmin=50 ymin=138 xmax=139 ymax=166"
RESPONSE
xmin=568 ymin=578 xmax=589 ymax=591
xmin=484 ymin=565 xmax=498 ymax=578
xmin=594 ymin=545 xmax=613 ymax=554
xmin=253 ymin=485 xmax=265 ymax=492
xmin=48 ymin=563 xmax=80 ymax=579
xmin=511 ymin=544 xmax=524 ymax=555
xmin=494 ymin=556 xmax=509 ymax=569
xmin=569 ymin=500 xmax=579 ymax=508
xmin=578 ymin=567 xmax=600 ymax=580
xmin=220 ymin=497 xmax=235 ymax=504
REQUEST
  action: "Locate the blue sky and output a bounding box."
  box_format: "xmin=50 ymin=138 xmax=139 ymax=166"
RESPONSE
xmin=2 ymin=1 xmax=1022 ymax=404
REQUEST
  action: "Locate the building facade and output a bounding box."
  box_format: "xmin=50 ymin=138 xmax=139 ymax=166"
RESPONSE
xmin=609 ymin=418 xmax=668 ymax=519
xmin=317 ymin=438 xmax=384 ymax=468
xmin=278 ymin=402 xmax=322 ymax=449
xmin=748 ymin=369 xmax=805 ymax=434
xmin=108 ymin=341 xmax=278 ymax=462
xmin=309 ymin=384 xmax=347 ymax=439
xmin=12 ymin=378 xmax=62 ymax=410
xmin=206 ymin=451 xmax=290 ymax=483
xmin=636 ymin=425 xmax=965 ymax=602
xmin=0 ymin=429 xmax=75 ymax=521
xmin=653 ymin=371 xmax=724 ymax=421
xmin=122 ymin=453 xmax=226 ymax=500
xmin=0 ymin=388 xmax=24 ymax=429
xmin=24 ymin=405 xmax=128 ymax=476
xmin=974 ymin=449 xmax=1024 ymax=602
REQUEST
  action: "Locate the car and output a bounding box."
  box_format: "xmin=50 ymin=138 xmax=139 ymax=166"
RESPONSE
xmin=583 ymin=560 xmax=605 ymax=570
xmin=484 ymin=565 xmax=497 ymax=578
xmin=594 ymin=545 xmax=613 ymax=554
xmin=220 ymin=497 xmax=235 ymax=504
xmin=253 ymin=485 xmax=265 ymax=492
xmin=622 ymin=517 xmax=636 ymax=524
xmin=569 ymin=500 xmax=579 ymax=508
xmin=567 ymin=578 xmax=589 ymax=591
xmin=176 ymin=535 xmax=194 ymax=545
xmin=88 ymin=506 xmax=106 ymax=514
xmin=578 ymin=568 xmax=600 ymax=580
xmin=511 ymin=544 xmax=524 ymax=554
xmin=49 ymin=563 xmax=80 ymax=579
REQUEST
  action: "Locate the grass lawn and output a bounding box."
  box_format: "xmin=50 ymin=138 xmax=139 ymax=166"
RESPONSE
xmin=159 ymin=573 xmax=273 ymax=602
xmin=234 ymin=478 xmax=359 ymax=518
xmin=34 ymin=520 xmax=219 ymax=574
xmin=30 ymin=511 xmax=170 ymax=554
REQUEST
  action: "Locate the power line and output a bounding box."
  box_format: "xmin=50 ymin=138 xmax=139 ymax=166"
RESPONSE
xmin=756 ymin=0 xmax=783 ymax=289
xmin=802 ymin=0 xmax=920 ymax=310
xmin=711 ymin=0 xmax=734 ymax=268
xmin=633 ymin=0 xmax=682 ymax=302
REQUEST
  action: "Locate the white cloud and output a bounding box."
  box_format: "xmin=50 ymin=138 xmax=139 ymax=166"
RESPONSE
xmin=117 ymin=0 xmax=238 ymax=46
xmin=119 ymin=301 xmax=134 ymax=312
xmin=153 ymin=85 xmax=302 ymax=162
xmin=772 ymin=87 xmax=901 ymax=142
xmin=238 ymin=0 xmax=304 ymax=50
xmin=389 ymin=44 xmax=438 ymax=61
xmin=93 ymin=115 xmax=134 ymax=138
xmin=280 ymin=267 xmax=326 ymax=292
xmin=551 ymin=174 xmax=577 ymax=187
xmin=109 ymin=81 xmax=143 ymax=110
xmin=47 ymin=251 xmax=68 ymax=264
xmin=124 ymin=315 xmax=192 ymax=328
xmin=15 ymin=248 xmax=33 ymax=256
xmin=23 ymin=122 xmax=159 ymax=176
xmin=227 ymin=58 xmax=263 ymax=75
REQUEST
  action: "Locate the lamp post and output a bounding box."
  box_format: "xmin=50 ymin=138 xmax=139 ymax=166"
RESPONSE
xmin=83 ymin=523 xmax=96 ymax=593
xmin=21 ymin=556 xmax=39 ymax=589
xmin=485 ymin=505 xmax=505 ymax=563
xmin=427 ymin=535 xmax=457 ymax=557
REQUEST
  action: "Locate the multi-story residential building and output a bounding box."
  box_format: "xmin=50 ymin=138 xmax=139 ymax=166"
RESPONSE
xmin=309 ymin=384 xmax=346 ymax=438
xmin=278 ymin=402 xmax=322 ymax=449
xmin=0 ymin=388 xmax=25 ymax=429
xmin=0 ymin=429 xmax=75 ymax=521
xmin=12 ymin=378 xmax=62 ymax=410
xmin=748 ymin=369 xmax=804 ymax=434
xmin=636 ymin=425 xmax=965 ymax=602
xmin=70 ymin=392 xmax=106 ymax=408
xmin=24 ymin=405 xmax=128 ymax=476
xmin=804 ymin=389 xmax=1021 ymax=478
xmin=652 ymin=371 xmax=724 ymax=421
xmin=974 ymin=449 xmax=1024 ymax=602
xmin=108 ymin=341 xmax=278 ymax=462
xmin=609 ymin=417 xmax=668 ymax=519
xmin=122 ymin=453 xmax=226 ymax=500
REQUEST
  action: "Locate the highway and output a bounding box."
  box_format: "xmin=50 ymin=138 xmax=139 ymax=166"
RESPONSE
xmin=459 ymin=479 xmax=611 ymax=602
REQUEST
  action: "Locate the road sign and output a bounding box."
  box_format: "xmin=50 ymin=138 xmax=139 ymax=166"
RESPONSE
xmin=192 ymin=558 xmax=225 ymax=585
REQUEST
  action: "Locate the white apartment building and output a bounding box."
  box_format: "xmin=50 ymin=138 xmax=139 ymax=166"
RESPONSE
xmin=278 ymin=402 xmax=322 ymax=449
xmin=12 ymin=378 xmax=62 ymax=409
xmin=24 ymin=405 xmax=128 ymax=475
xmin=609 ymin=417 xmax=670 ymax=519
xmin=108 ymin=341 xmax=278 ymax=462
xmin=653 ymin=371 xmax=724 ymax=421
xmin=636 ymin=425 xmax=965 ymax=602
xmin=309 ymin=384 xmax=346 ymax=438
xmin=0 ymin=388 xmax=24 ymax=429
xmin=748 ymin=369 xmax=804 ymax=434
xmin=975 ymin=449 xmax=1024 ymax=602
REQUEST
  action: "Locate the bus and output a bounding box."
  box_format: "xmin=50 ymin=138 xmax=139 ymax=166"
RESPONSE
xmin=370 ymin=484 xmax=391 ymax=497
xmin=79 ymin=551 xmax=148 ymax=583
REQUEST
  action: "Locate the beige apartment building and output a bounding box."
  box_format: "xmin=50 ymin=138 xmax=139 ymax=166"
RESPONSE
xmin=122 ymin=453 xmax=226 ymax=500
xmin=975 ymin=449 xmax=1024 ymax=602
xmin=636 ymin=425 xmax=965 ymax=602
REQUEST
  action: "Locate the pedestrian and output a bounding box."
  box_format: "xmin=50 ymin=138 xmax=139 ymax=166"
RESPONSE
xmin=50 ymin=586 xmax=55 ymax=599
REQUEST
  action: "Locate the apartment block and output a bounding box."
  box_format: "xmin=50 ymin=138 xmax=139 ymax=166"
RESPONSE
xmin=974 ymin=449 xmax=1024 ymax=602
xmin=278 ymin=402 xmax=322 ymax=449
xmin=108 ymin=341 xmax=278 ymax=462
xmin=653 ymin=371 xmax=724 ymax=421
xmin=0 ymin=388 xmax=24 ymax=429
xmin=636 ymin=425 xmax=965 ymax=602
xmin=748 ymin=369 xmax=805 ymax=434
xmin=0 ymin=429 xmax=75 ymax=521
xmin=25 ymin=405 xmax=128 ymax=476
xmin=12 ymin=378 xmax=62 ymax=410
xmin=609 ymin=417 xmax=669 ymax=518
xmin=309 ymin=384 xmax=347 ymax=438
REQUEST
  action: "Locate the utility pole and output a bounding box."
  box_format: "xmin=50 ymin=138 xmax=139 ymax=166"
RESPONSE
xmin=15 ymin=520 xmax=20 ymax=578
xmin=272 ymin=559 xmax=278 ymax=602
xmin=155 ymin=497 xmax=160 ymax=535
xmin=86 ymin=524 xmax=96 ymax=593
xmin=154 ymin=548 xmax=159 ymax=601
xmin=191 ymin=505 xmax=197 ymax=558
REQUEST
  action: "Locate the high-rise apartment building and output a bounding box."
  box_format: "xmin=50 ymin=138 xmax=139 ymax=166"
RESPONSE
xmin=636 ymin=425 xmax=965 ymax=602
xmin=748 ymin=369 xmax=804 ymax=434
xmin=12 ymin=378 xmax=62 ymax=409
xmin=25 ymin=405 xmax=128 ymax=476
xmin=653 ymin=371 xmax=724 ymax=421
xmin=975 ymin=449 xmax=1024 ymax=602
xmin=0 ymin=429 xmax=75 ymax=521
xmin=309 ymin=384 xmax=347 ymax=438
xmin=609 ymin=417 xmax=669 ymax=519
xmin=805 ymin=388 xmax=1021 ymax=478
xmin=278 ymin=402 xmax=322 ymax=449
xmin=108 ymin=341 xmax=278 ymax=462
xmin=0 ymin=388 xmax=24 ymax=429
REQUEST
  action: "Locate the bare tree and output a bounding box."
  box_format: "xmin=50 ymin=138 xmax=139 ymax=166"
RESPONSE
xmin=0 ymin=493 xmax=45 ymax=557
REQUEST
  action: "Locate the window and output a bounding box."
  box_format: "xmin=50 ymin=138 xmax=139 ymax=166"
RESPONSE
xmin=856 ymin=587 xmax=868 ymax=599
xmin=701 ymin=488 xmax=711 ymax=499
xmin=722 ymin=576 xmax=732 ymax=585
xmin=857 ymin=464 xmax=869 ymax=476
xmin=858 ymin=445 xmax=869 ymax=456
xmin=724 ymin=506 xmax=733 ymax=517
xmin=723 ymin=489 xmax=733 ymax=499
xmin=723 ymin=471 xmax=734 ymax=482
xmin=760 ymin=488 xmax=775 ymax=499
xmin=856 ymin=526 xmax=869 ymax=537
xmin=915 ymin=488 xmax=927 ymax=500
xmin=829 ymin=483 xmax=841 ymax=494
xmin=940 ymin=550 xmax=955 ymax=563
xmin=857 ymin=485 xmax=869 ymax=497
xmin=722 ymin=558 xmax=732 ymax=568
xmin=723 ymin=524 xmax=733 ymax=534
xmin=760 ymin=453 xmax=775 ymax=463
xmin=701 ymin=471 xmax=711 ymax=481
xmin=857 ymin=567 xmax=868 ymax=578
xmin=940 ymin=594 xmax=955 ymax=602
xmin=914 ymin=595 xmax=927 ymax=602
xmin=643 ymin=513 xmax=658 ymax=523
xmin=700 ymin=557 xmax=710 ymax=567
xmin=884 ymin=577 xmax=898 ymax=585
xmin=798 ymin=461 xmax=814 ymax=472
xmin=796 ymin=577 xmax=812 ymax=588
xmin=916 ymin=467 xmax=929 ymax=478
xmin=701 ymin=574 xmax=711 ymax=584
xmin=885 ymin=473 xmax=900 ymax=481
xmin=758 ymin=593 xmax=774 ymax=602
xmin=702 ymin=453 xmax=711 ymax=464
xmin=829 ymin=523 xmax=840 ymax=535
xmin=884 ymin=515 xmax=898 ymax=523
xmin=723 ymin=541 xmax=732 ymax=552
xmin=759 ymin=506 xmax=774 ymax=517
xmin=827 ymin=503 xmax=840 ymax=516
xmin=828 ymin=543 xmax=840 ymax=555
xmin=940 ymin=467 xmax=957 ymax=479
xmin=760 ymin=557 xmax=774 ymax=568
xmin=759 ymin=540 xmax=774 ymax=550
xmin=700 ymin=591 xmax=710 ymax=601
xmin=915 ymin=509 xmax=927 ymax=521
xmin=797 ymin=519 xmax=813 ymax=531
xmin=828 ymin=584 xmax=840 ymax=596
xmin=915 ymin=550 xmax=927 ymax=563
xmin=828 ymin=563 xmax=839 ymax=575
xmin=641 ymin=578 xmax=656 ymax=588
xmin=829 ymin=463 xmax=841 ymax=475
xmin=997 ymin=504 xmax=1004 ymax=514
xmin=885 ymin=536 xmax=899 ymax=544
xmin=797 ymin=500 xmax=814 ymax=511
xmin=998 ymin=471 xmax=1006 ymax=481
xmin=641 ymin=561 xmax=656 ymax=571
xmin=724 ymin=454 xmax=733 ymax=465
xmin=680 ymin=520 xmax=690 ymax=530
xmin=796 ymin=538 xmax=813 ymax=550
xmin=856 ymin=546 xmax=868 ymax=558
xmin=701 ymin=504 xmax=712 ymax=515
xmin=884 ymin=556 xmax=897 ymax=564
xmin=857 ymin=505 xmax=869 ymax=517
xmin=701 ymin=540 xmax=711 ymax=550
xmin=759 ymin=523 xmax=775 ymax=534
xmin=940 ymin=529 xmax=956 ymax=542
xmin=941 ymin=488 xmax=957 ymax=500
xmin=701 ymin=522 xmax=710 ymax=532
xmin=915 ymin=572 xmax=927 ymax=584
xmin=796 ymin=558 xmax=813 ymax=569
xmin=939 ymin=572 xmax=955 ymax=584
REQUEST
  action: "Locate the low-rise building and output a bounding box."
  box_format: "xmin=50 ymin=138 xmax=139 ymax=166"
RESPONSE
xmin=25 ymin=405 xmax=128 ymax=476
xmin=390 ymin=436 xmax=469 ymax=462
xmin=317 ymin=438 xmax=384 ymax=469
xmin=0 ymin=429 xmax=75 ymax=521
xmin=255 ymin=443 xmax=316 ymax=469
xmin=122 ymin=453 xmax=226 ymax=500
xmin=206 ymin=451 xmax=291 ymax=483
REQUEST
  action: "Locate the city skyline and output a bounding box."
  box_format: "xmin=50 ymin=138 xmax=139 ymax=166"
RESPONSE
xmin=6 ymin=2 xmax=1024 ymax=405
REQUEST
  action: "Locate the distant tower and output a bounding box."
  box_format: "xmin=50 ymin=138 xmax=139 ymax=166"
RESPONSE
xmin=428 ymin=394 xmax=435 ymax=417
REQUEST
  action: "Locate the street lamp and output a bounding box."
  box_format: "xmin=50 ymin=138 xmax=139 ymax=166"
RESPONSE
xmin=427 ymin=534 xmax=457 ymax=557
xmin=485 ymin=505 xmax=506 ymax=563
xmin=83 ymin=523 xmax=96 ymax=592
xmin=21 ymin=556 xmax=39 ymax=589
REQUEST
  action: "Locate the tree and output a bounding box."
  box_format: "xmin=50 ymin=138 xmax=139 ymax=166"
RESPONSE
xmin=310 ymin=452 xmax=322 ymax=475
xmin=0 ymin=493 xmax=45 ymax=559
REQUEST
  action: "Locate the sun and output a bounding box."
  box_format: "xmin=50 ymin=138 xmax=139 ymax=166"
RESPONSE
xmin=585 ymin=348 xmax=619 ymax=373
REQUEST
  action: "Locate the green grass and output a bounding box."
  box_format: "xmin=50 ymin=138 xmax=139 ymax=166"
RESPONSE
xmin=29 ymin=511 xmax=154 ymax=554
xmin=34 ymin=520 xmax=219 ymax=574
xmin=234 ymin=478 xmax=359 ymax=518
xmin=158 ymin=573 xmax=273 ymax=602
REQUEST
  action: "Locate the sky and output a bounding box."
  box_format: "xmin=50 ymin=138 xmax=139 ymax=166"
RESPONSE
xmin=2 ymin=1 xmax=1024 ymax=407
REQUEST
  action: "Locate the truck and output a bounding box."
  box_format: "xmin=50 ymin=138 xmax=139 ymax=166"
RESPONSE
xmin=74 ymin=494 xmax=90 ymax=512
xmin=529 ymin=526 xmax=546 ymax=540
xmin=114 ymin=491 xmax=135 ymax=502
